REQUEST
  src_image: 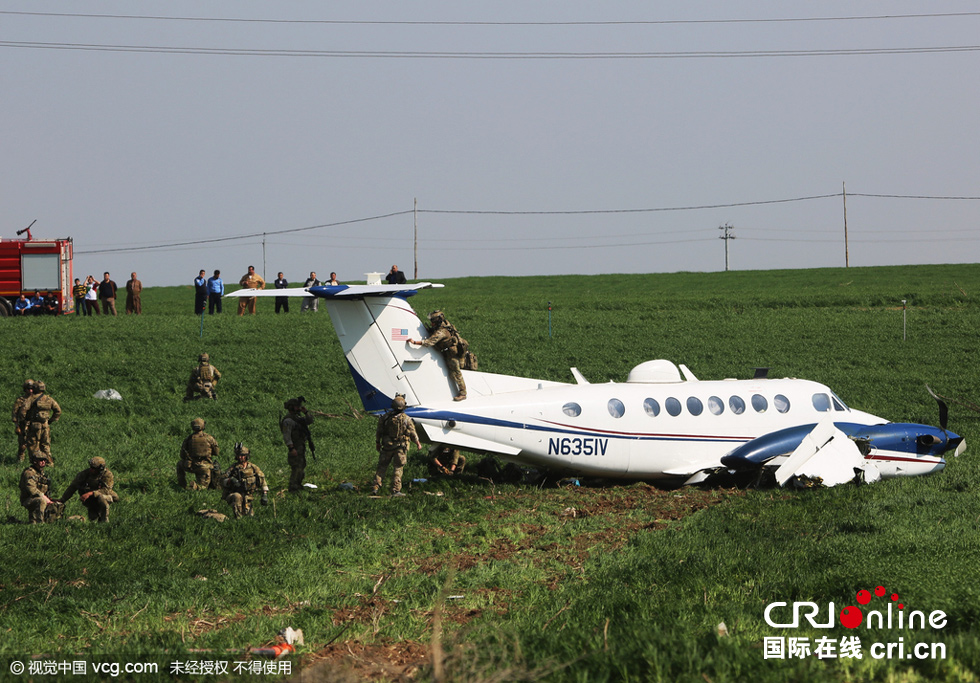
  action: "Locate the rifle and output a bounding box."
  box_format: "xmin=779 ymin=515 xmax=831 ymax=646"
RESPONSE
xmin=282 ymin=407 xmax=317 ymax=460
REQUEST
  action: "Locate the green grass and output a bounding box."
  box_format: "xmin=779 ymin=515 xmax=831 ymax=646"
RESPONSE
xmin=2 ymin=264 xmax=980 ymax=682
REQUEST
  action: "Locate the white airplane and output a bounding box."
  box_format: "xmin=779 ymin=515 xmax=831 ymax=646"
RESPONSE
xmin=228 ymin=283 xmax=965 ymax=487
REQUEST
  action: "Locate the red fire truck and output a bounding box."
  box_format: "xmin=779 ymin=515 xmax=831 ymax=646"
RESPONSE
xmin=0 ymin=223 xmax=74 ymax=316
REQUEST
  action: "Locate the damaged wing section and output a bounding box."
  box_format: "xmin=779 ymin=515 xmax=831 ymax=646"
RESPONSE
xmin=774 ymin=420 xmax=880 ymax=488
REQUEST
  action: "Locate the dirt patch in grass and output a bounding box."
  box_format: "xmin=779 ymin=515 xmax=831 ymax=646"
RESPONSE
xmin=412 ymin=484 xmax=739 ymax=578
xmin=297 ymin=639 xmax=429 ymax=682
xmin=301 ymin=484 xmax=741 ymax=679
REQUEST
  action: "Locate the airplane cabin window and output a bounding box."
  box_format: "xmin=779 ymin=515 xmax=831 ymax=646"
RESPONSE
xmin=608 ymin=398 xmax=626 ymax=418
xmin=687 ymin=397 xmax=704 ymax=416
xmin=665 ymin=397 xmax=682 ymax=416
xmin=729 ymin=396 xmax=746 ymax=415
xmin=708 ymin=396 xmax=725 ymax=415
xmin=812 ymin=393 xmax=831 ymax=412
xmin=752 ymin=394 xmax=768 ymax=413
xmin=643 ymin=398 xmax=661 ymax=417
xmin=774 ymin=394 xmax=791 ymax=413
xmin=562 ymin=402 xmax=582 ymax=417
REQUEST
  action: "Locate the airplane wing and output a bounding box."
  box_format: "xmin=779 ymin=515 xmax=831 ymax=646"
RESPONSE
xmin=774 ymin=420 xmax=880 ymax=487
xmin=225 ymin=283 xmax=444 ymax=298
xmin=417 ymin=423 xmax=522 ymax=456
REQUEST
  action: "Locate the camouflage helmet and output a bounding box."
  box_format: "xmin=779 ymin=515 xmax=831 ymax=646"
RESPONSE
xmin=199 ymin=353 xmax=210 ymax=363
xmin=23 ymin=379 xmax=35 ymax=391
xmin=391 ymin=395 xmax=407 ymax=411
xmin=34 ymin=381 xmax=46 ymax=392
xmin=191 ymin=418 xmax=205 ymax=432
xmin=89 ymin=456 xmax=106 ymax=469
xmin=427 ymin=310 xmax=445 ymax=323
xmin=29 ymin=451 xmax=50 ymax=465
xmin=234 ymin=442 xmax=250 ymax=458
xmin=284 ymin=397 xmax=304 ymax=410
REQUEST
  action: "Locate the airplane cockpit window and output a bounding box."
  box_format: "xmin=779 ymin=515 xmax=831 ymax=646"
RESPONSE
xmin=729 ymin=396 xmax=746 ymax=414
xmin=562 ymin=402 xmax=582 ymax=417
xmin=708 ymin=396 xmax=725 ymax=415
xmin=643 ymin=398 xmax=661 ymax=417
xmin=665 ymin=397 xmax=682 ymax=416
xmin=774 ymin=394 xmax=791 ymax=413
xmin=831 ymin=392 xmax=849 ymax=411
xmin=608 ymin=398 xmax=626 ymax=418
xmin=812 ymin=393 xmax=831 ymax=412
xmin=687 ymin=397 xmax=704 ymax=416
xmin=751 ymin=394 xmax=768 ymax=413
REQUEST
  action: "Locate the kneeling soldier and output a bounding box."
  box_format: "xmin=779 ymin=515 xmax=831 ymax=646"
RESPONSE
xmin=20 ymin=451 xmax=62 ymax=523
xmin=61 ymin=457 xmax=118 ymax=523
xmin=223 ymin=443 xmax=269 ymax=518
xmin=185 ymin=353 xmax=221 ymax=401
xmin=178 ymin=417 xmax=221 ymax=490
xmin=429 ymin=445 xmax=466 ymax=477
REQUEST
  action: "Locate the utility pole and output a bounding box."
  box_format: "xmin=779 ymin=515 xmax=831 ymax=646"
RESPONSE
xmin=842 ymin=181 xmax=849 ymax=268
xmin=414 ymin=198 xmax=418 ymax=280
xmin=718 ymin=223 xmax=735 ymax=271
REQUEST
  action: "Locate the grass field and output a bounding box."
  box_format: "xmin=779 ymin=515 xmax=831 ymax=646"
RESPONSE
xmin=2 ymin=264 xmax=980 ymax=682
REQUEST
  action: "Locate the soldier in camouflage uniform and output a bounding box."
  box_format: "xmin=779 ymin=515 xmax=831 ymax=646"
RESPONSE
xmin=185 ymin=353 xmax=221 ymax=401
xmin=20 ymin=451 xmax=62 ymax=523
xmin=373 ymin=396 xmax=422 ymax=496
xmin=429 ymin=444 xmax=466 ymax=477
xmin=408 ymin=310 xmax=467 ymax=401
xmin=60 ymin=457 xmax=118 ymax=523
xmin=17 ymin=381 xmax=61 ymax=464
xmin=280 ymin=397 xmax=315 ymax=492
xmin=12 ymin=379 xmax=35 ymax=462
xmin=222 ymin=443 xmax=269 ymax=518
xmin=177 ymin=418 xmax=221 ymax=490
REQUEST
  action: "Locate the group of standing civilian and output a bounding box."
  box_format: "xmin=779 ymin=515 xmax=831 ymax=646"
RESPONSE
xmin=71 ymin=272 xmax=141 ymax=316
xmin=273 ymin=271 xmax=339 ymax=314
xmin=194 ymin=269 xmax=226 ymax=315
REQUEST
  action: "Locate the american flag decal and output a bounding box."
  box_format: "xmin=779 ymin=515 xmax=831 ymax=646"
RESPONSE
xmin=391 ymin=328 xmax=409 ymax=341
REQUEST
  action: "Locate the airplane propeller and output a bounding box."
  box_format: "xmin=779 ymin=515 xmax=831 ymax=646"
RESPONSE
xmin=925 ymin=385 xmax=949 ymax=431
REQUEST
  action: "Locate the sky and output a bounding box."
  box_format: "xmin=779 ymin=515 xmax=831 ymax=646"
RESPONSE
xmin=3 ymin=1 xmax=979 ymax=287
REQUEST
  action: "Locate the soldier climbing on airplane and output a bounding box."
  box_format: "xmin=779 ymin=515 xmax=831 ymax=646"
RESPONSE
xmin=408 ymin=310 xmax=474 ymax=401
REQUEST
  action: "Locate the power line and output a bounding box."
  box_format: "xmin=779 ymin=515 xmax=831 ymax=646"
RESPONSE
xmin=74 ymin=192 xmax=980 ymax=256
xmin=4 ymin=40 xmax=980 ymax=59
xmin=4 ymin=10 xmax=980 ymax=26
xmin=74 ymin=210 xmax=412 ymax=255
xmin=419 ymin=195 xmax=840 ymax=215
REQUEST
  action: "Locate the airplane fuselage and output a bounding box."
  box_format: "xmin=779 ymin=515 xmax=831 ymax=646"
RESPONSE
xmin=407 ymin=374 xmax=949 ymax=480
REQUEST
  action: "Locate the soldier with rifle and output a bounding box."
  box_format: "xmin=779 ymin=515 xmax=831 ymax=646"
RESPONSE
xmin=222 ymin=443 xmax=269 ymax=518
xmin=60 ymin=457 xmax=118 ymax=523
xmin=408 ymin=310 xmax=472 ymax=401
xmin=177 ymin=417 xmax=221 ymax=490
xmin=280 ymin=397 xmax=315 ymax=493
xmin=11 ymin=379 xmax=34 ymax=462
xmin=17 ymin=380 xmax=61 ymax=464
xmin=373 ymin=395 xmax=422 ymax=496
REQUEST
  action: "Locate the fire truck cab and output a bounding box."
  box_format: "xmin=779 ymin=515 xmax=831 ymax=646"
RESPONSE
xmin=0 ymin=228 xmax=74 ymax=316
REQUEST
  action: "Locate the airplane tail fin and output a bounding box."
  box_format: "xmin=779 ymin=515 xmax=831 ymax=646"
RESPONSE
xmin=317 ymin=284 xmax=457 ymax=412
